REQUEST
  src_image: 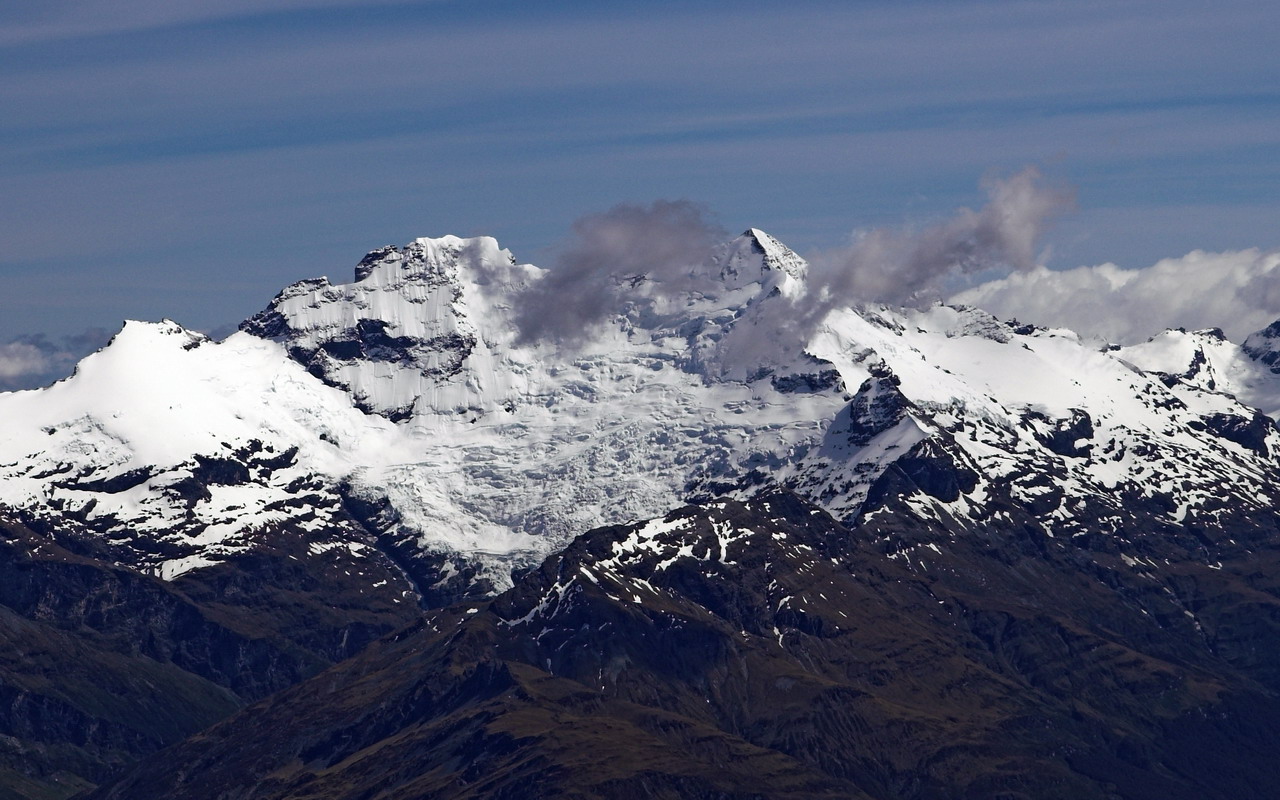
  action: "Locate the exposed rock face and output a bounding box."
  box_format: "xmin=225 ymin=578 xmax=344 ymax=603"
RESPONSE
xmin=240 ymin=236 xmax=517 ymax=421
xmin=1243 ymin=319 xmax=1280 ymax=370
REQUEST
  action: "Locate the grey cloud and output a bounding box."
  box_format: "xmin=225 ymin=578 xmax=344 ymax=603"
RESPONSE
xmin=714 ymin=168 xmax=1073 ymax=374
xmin=514 ymin=200 xmax=726 ymax=345
xmin=1237 ymin=268 xmax=1280 ymax=318
xmin=813 ymin=166 xmax=1075 ymax=308
xmin=732 ymin=166 xmax=1074 ymax=354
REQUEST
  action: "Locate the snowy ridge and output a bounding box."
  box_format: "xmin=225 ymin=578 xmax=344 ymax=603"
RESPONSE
xmin=790 ymin=304 xmax=1280 ymax=555
xmin=1119 ymin=326 xmax=1280 ymax=417
xmin=0 ymin=320 xmax=410 ymax=578
xmin=4 ymin=230 xmax=1280 ymax=592
xmin=241 ymin=235 xmax=539 ymax=421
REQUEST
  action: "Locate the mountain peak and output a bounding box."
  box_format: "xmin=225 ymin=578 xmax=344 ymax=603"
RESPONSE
xmin=1242 ymin=318 xmax=1280 ymax=373
xmin=703 ymin=229 xmax=806 ymax=301
xmin=351 ymin=235 xmax=518 ymax=285
xmin=78 ymin=320 xmax=212 ymax=378
xmin=745 ymin=228 xmax=807 ymax=280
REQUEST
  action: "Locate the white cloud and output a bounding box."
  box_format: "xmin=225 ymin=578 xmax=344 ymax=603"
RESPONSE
xmin=951 ymin=248 xmax=1280 ymax=344
xmin=0 ymin=328 xmax=112 ymax=390
xmin=0 ymin=343 xmax=50 ymax=380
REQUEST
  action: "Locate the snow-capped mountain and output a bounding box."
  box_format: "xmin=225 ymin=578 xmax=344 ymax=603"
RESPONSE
xmin=1118 ymin=324 xmax=1280 ymax=416
xmin=3 ymin=229 xmax=1280 ymax=603
xmin=0 ymin=320 xmax=409 ymax=579
xmin=11 ymin=228 xmax=1280 ymax=799
xmin=0 ymin=231 xmax=844 ymax=595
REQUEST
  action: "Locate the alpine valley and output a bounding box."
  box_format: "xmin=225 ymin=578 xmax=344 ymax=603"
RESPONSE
xmin=4 ymin=231 xmax=1280 ymax=799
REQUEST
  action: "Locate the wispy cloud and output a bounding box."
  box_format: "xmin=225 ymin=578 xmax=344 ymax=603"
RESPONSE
xmin=515 ymin=200 xmax=725 ymax=345
xmin=0 ymin=343 xmax=48 ymax=381
xmin=806 ymin=167 xmax=1074 ymax=308
xmin=0 ymin=0 xmax=432 ymax=46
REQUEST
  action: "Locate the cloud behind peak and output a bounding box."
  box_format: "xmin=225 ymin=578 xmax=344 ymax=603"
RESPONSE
xmin=952 ymin=247 xmax=1280 ymax=343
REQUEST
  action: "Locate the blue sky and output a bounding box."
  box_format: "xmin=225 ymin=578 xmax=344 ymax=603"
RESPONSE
xmin=2 ymin=0 xmax=1278 ymax=348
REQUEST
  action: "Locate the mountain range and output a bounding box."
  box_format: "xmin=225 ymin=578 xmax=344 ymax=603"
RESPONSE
xmin=3 ymin=231 xmax=1280 ymax=798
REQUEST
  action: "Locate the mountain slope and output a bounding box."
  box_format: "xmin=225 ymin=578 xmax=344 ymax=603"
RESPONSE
xmin=0 ymin=508 xmax=421 ymax=798
xmin=88 ymin=491 xmax=1280 ymax=800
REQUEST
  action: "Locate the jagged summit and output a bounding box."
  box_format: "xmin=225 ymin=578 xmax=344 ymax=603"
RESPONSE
xmin=239 ymin=231 xmax=813 ymax=421
xmin=241 ymin=234 xmax=539 ymax=421
xmin=707 ymin=228 xmax=807 ymax=291
xmin=744 ymin=227 xmax=808 ymax=280
xmin=1119 ymin=324 xmax=1280 ymax=417
xmin=349 ymin=235 xmax=517 ymax=284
